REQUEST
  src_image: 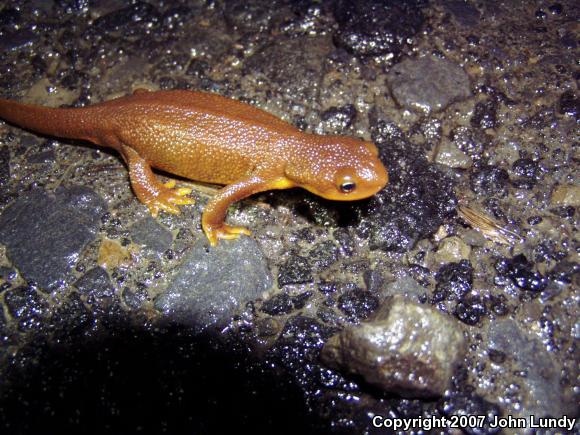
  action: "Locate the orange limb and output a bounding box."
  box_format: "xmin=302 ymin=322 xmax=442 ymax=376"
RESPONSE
xmin=121 ymin=145 xmax=194 ymax=216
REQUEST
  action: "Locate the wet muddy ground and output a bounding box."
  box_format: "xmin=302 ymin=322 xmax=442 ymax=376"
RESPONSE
xmin=0 ymin=1 xmax=578 ymax=434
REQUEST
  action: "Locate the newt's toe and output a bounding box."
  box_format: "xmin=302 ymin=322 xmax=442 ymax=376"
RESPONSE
xmin=204 ymin=224 xmax=251 ymax=246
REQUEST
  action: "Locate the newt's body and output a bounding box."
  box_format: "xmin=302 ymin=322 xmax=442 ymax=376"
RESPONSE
xmin=0 ymin=90 xmax=388 ymax=245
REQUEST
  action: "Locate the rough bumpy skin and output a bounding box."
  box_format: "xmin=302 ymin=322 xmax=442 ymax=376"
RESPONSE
xmin=0 ymin=90 xmax=388 ymax=245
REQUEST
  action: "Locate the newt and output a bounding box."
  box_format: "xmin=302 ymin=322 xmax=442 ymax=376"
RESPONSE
xmin=0 ymin=89 xmax=388 ymax=245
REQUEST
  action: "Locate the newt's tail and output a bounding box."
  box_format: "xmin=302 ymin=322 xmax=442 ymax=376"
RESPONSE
xmin=0 ymin=98 xmax=92 ymax=140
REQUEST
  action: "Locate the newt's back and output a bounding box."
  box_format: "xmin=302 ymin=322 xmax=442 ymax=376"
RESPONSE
xmin=101 ymin=90 xmax=303 ymax=184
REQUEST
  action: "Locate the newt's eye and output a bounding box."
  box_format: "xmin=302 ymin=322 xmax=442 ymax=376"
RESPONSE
xmin=339 ymin=180 xmax=356 ymax=193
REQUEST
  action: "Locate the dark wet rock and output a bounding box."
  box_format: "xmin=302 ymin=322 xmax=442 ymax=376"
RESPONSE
xmin=470 ymin=99 xmax=499 ymax=129
xmin=333 ymin=0 xmax=425 ymax=57
xmin=270 ymin=314 xmax=337 ymax=370
xmin=50 ymin=293 xmax=92 ymax=341
xmin=322 ymin=296 xmax=466 ymax=398
xmin=308 ymin=240 xmax=340 ymax=270
xmin=454 ymin=295 xmax=487 ymax=326
xmin=278 ymin=254 xmax=313 ymax=287
xmin=450 ymin=126 xmax=490 ymax=161
xmin=0 ymin=266 xmax=17 ymax=282
xmin=495 ymin=254 xmax=547 ymax=292
xmin=432 ymin=260 xmax=473 ymax=302
xmin=470 ymin=165 xmax=509 ymax=197
xmin=0 ymin=7 xmax=21 ymax=27
xmin=261 ymin=292 xmax=293 ymax=316
xmin=547 ymin=261 xmax=579 ymax=285
xmin=122 ymin=287 xmax=148 ymax=310
xmin=0 ymin=28 xmax=38 ymax=52
xmin=333 ymin=227 xmax=355 ymax=256
xmin=292 ymin=291 xmax=313 ymax=310
xmin=511 ymin=158 xmax=542 ymax=188
xmin=439 ymin=393 xmax=501 ymax=435
xmin=367 ymin=121 xmax=457 ymax=252
xmin=337 ymin=288 xmax=379 ymax=322
xmin=318 ymin=281 xmax=338 ymax=295
xmin=488 ymin=319 xmax=565 ymax=417
xmin=74 ymin=267 xmax=115 ymax=305
xmin=155 ymin=237 xmax=272 ymax=329
xmin=0 ymin=146 xmax=9 ymax=186
xmin=243 ymin=36 xmax=328 ymax=101
xmin=0 ymin=187 xmax=106 ymax=290
xmin=27 ymin=149 xmax=56 ymax=164
xmin=558 ymin=90 xmax=579 ymax=119
xmin=386 ymin=56 xmax=471 ymax=113
xmin=185 ymin=59 xmax=211 ymax=78
xmin=130 ymin=216 xmax=173 ymax=256
xmin=4 ymin=286 xmax=48 ymax=332
xmin=444 ymin=1 xmax=481 ymax=27
xmin=316 ymin=306 xmax=341 ymax=326
xmin=224 ymin=0 xmax=278 ymax=32
xmin=488 ymin=348 xmax=507 ymax=364
xmin=91 ymin=1 xmax=159 ymax=35
xmin=320 ymin=105 xmax=357 ymax=132
xmin=362 ymin=269 xmax=384 ymax=293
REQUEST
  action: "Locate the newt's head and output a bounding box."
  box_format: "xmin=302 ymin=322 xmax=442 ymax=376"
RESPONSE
xmin=285 ymin=136 xmax=388 ymax=201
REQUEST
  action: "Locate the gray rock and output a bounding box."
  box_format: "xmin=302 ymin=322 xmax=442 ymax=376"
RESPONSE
xmin=130 ymin=216 xmax=173 ymax=256
xmin=488 ymin=319 xmax=566 ymax=417
xmin=0 ymin=187 xmax=106 ymax=290
xmin=380 ymin=276 xmax=426 ymax=302
xmin=321 ymin=296 xmax=466 ymax=398
xmin=444 ymin=1 xmax=481 ymax=27
xmin=155 ymin=236 xmax=273 ymax=329
xmin=74 ymin=267 xmax=116 ymax=305
xmin=0 ymin=146 xmax=9 ymax=186
xmin=387 ymin=56 xmax=471 ymax=113
xmin=434 ymin=139 xmax=472 ymax=169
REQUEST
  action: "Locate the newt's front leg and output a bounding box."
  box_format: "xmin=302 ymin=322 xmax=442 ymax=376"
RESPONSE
xmin=121 ymin=145 xmax=194 ymax=216
xmin=202 ymin=175 xmax=292 ymax=246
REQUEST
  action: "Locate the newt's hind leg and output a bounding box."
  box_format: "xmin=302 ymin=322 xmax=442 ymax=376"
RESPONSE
xmin=121 ymin=146 xmax=194 ymax=217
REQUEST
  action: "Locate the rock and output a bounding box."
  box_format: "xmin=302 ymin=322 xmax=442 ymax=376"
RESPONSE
xmin=0 ymin=146 xmax=9 ymax=186
xmin=444 ymin=1 xmax=481 ymax=27
xmin=74 ymin=267 xmax=116 ymax=305
xmin=495 ymin=254 xmax=547 ymax=292
xmin=130 ymin=216 xmax=173 ymax=256
xmin=387 ymin=56 xmax=471 ymax=113
xmin=488 ymin=319 xmax=565 ymax=417
xmin=278 ymin=255 xmax=313 ymax=287
xmin=470 ymin=99 xmax=498 ymax=129
xmin=551 ymin=184 xmax=580 ymax=207
xmin=381 ymin=276 xmax=426 ymax=302
xmin=366 ymin=121 xmax=457 ymax=252
xmin=470 ymin=165 xmax=509 ymax=197
xmin=435 ymin=236 xmax=471 ymax=263
xmin=433 ymin=260 xmax=473 ymax=302
xmin=434 ymin=139 xmax=472 ymax=169
xmin=321 ymin=296 xmax=466 ymax=398
xmin=91 ymin=1 xmax=159 ymax=35
xmin=333 ymin=0 xmax=425 ymax=57
xmin=0 ymin=187 xmax=106 ymax=290
xmin=261 ymin=292 xmax=293 ymax=316
xmin=155 ymin=237 xmax=272 ymax=329
xmin=4 ymin=286 xmax=48 ymax=332
xmin=558 ymin=90 xmax=579 ymax=119
xmin=336 ymin=288 xmax=379 ymax=322
xmin=320 ymin=105 xmax=357 ymax=133
xmin=0 ymin=28 xmax=38 ymax=52
xmin=243 ymin=36 xmax=328 ymax=101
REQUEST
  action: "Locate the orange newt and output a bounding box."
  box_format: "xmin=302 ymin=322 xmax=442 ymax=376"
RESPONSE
xmin=0 ymin=89 xmax=388 ymax=245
